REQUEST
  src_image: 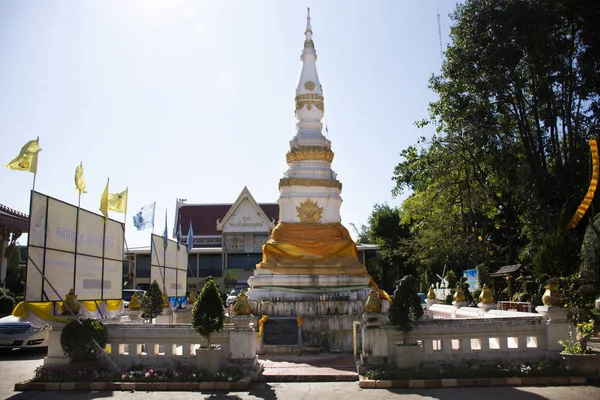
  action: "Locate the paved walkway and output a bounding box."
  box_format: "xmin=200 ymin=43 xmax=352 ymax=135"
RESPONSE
xmin=259 ymin=353 xmax=358 ymax=381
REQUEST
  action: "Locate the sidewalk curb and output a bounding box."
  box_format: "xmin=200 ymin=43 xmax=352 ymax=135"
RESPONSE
xmin=14 ymin=376 xmax=251 ymax=392
xmin=358 ymin=376 xmax=588 ymax=389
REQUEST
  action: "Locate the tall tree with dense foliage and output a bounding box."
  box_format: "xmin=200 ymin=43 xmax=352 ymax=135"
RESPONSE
xmin=393 ymin=0 xmax=600 ymax=283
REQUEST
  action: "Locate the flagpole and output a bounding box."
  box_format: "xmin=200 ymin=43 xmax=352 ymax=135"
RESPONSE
xmin=32 ymin=136 xmax=39 ymax=191
xmin=122 ymin=187 xmax=129 ymax=289
xmin=152 ymin=201 xmax=156 ymax=234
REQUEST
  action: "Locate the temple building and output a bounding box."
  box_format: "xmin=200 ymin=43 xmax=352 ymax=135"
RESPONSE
xmin=0 ymin=203 xmax=28 ymax=285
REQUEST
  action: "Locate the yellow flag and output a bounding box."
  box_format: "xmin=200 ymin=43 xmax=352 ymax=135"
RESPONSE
xmin=5 ymin=138 xmax=42 ymax=174
xmin=108 ymin=188 xmax=128 ymax=214
xmin=99 ymin=179 xmax=109 ymax=219
xmin=75 ymin=163 xmax=87 ymax=195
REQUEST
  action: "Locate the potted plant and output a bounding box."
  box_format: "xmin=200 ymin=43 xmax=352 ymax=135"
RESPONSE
xmin=60 ymin=318 xmax=108 ymax=365
xmin=141 ymin=280 xmax=164 ymax=323
xmin=191 ymin=276 xmax=225 ymax=375
xmin=559 ymin=330 xmax=600 ymax=376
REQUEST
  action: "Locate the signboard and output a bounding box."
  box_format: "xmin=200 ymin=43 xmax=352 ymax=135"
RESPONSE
xmin=262 ymin=317 xmax=299 ymax=346
xmin=464 ymin=269 xmax=479 ymax=292
xmin=25 ymin=191 xmax=124 ymax=301
xmin=149 ymin=233 xmax=188 ymax=298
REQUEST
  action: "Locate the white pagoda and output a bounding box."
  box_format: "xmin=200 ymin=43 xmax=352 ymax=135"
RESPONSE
xmin=248 ymin=9 xmax=371 ymax=300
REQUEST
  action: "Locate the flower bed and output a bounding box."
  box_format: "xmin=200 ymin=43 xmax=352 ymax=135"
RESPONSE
xmin=14 ymin=364 xmax=249 ymax=392
xmin=366 ymin=359 xmax=570 ymax=380
xmin=360 ymin=359 xmax=590 ymax=389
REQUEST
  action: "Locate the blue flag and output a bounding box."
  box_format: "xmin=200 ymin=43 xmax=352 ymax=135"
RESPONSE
xmin=132 ymin=202 xmax=155 ymax=231
xmin=163 ymin=209 xmax=168 ymax=251
xmin=176 ymin=223 xmax=182 ymax=250
xmin=187 ymin=221 xmax=194 ymax=254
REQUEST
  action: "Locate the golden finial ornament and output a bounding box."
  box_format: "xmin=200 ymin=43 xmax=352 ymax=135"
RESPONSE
xmin=542 ymin=284 xmax=563 ymax=307
xmin=232 ymin=289 xmax=252 ymax=315
xmin=453 ymin=286 xmax=466 ymax=303
xmin=479 ymin=284 xmax=494 ymax=304
xmin=128 ymin=292 xmax=142 ymax=310
xmin=162 ymin=293 xmax=169 ymax=308
xmin=364 ymin=289 xmax=382 ymax=313
xmin=61 ymin=288 xmax=81 ymax=314
xmin=427 ymin=286 xmax=436 ymax=299
xmin=188 ymin=291 xmax=196 ymax=304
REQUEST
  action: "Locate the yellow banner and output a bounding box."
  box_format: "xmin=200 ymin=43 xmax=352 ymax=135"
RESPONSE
xmin=567 ymin=140 xmax=599 ymax=229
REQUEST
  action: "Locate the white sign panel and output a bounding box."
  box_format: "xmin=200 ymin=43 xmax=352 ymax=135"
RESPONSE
xmin=42 ymin=249 xmax=75 ymax=301
xmin=25 ymin=191 xmax=124 ymax=301
xmin=45 ymin=198 xmax=77 ymax=253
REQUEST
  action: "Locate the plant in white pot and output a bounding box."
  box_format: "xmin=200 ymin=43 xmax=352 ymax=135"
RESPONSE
xmin=559 ymin=326 xmax=599 ymax=377
xmin=191 ymin=276 xmax=225 ymax=376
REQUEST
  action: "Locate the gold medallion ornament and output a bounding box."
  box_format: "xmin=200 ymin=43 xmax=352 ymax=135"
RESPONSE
xmin=304 ymin=81 xmax=316 ymax=91
xmin=296 ymin=199 xmax=323 ymax=223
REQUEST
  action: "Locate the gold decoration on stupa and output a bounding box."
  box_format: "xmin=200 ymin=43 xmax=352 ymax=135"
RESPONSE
xmin=232 ymin=289 xmax=252 ymax=315
xmin=296 ymin=199 xmax=323 ymax=223
xmin=453 ymin=286 xmax=466 ymax=302
xmin=295 ymin=93 xmax=324 ymax=111
xmin=279 ymin=177 xmax=342 ymax=189
xmin=479 ymin=284 xmax=494 ymax=304
xmin=286 ymin=145 xmax=334 ymax=164
xmin=304 ymin=81 xmax=315 ymax=91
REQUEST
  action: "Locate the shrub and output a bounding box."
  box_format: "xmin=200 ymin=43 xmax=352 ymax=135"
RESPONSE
xmin=60 ymin=318 xmax=108 ymax=361
xmin=389 ymin=275 xmax=424 ymax=335
xmin=191 ymin=277 xmax=224 ymax=347
xmin=141 ymin=280 xmax=164 ymax=321
xmin=0 ymin=295 xmax=15 ymax=314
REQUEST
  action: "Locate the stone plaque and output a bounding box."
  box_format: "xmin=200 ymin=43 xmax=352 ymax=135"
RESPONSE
xmin=262 ymin=317 xmax=299 ymax=346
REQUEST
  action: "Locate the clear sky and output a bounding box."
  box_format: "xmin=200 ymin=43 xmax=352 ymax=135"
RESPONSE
xmin=0 ymin=0 xmax=458 ymax=248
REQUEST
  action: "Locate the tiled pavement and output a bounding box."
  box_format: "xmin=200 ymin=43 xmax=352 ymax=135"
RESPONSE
xmin=258 ymin=353 xmax=359 ymax=381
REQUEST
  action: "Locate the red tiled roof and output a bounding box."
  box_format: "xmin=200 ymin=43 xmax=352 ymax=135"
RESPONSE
xmin=0 ymin=203 xmax=29 ymax=232
xmin=178 ymin=203 xmax=279 ymax=236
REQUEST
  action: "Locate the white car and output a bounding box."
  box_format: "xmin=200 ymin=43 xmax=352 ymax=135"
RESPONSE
xmin=0 ymin=315 xmax=49 ymax=351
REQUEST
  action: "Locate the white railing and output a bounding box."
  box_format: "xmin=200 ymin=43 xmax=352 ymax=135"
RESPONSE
xmin=362 ymin=306 xmax=573 ymax=369
xmin=105 ymin=324 xmax=231 ymax=369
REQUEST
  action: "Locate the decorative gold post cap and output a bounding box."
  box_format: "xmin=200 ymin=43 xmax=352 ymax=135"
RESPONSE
xmin=427 ymin=286 xmax=436 ymax=299
xmin=453 ymin=286 xmax=466 ymax=302
xmin=128 ymin=292 xmax=142 ymax=309
xmin=233 ymin=289 xmax=252 ymax=315
xmin=479 ymin=284 xmax=494 ymax=304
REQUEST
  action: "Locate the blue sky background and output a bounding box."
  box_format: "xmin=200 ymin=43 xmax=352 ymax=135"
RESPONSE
xmin=0 ymin=0 xmax=458 ymax=248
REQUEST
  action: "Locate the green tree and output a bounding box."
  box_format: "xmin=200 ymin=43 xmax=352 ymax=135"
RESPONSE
xmin=392 ymin=0 xmax=600 ymax=282
xmin=191 ymin=277 xmax=224 ymax=348
xmin=141 ymin=280 xmax=163 ymax=321
xmin=358 ymin=204 xmax=417 ymax=292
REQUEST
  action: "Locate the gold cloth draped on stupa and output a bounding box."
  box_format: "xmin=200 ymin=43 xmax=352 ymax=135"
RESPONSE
xmin=257 ymin=222 xmax=367 ymax=276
